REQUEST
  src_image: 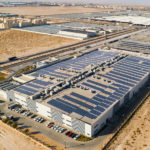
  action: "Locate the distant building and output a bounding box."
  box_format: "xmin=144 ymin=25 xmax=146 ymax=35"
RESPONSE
xmin=18 ymin=19 xmax=32 ymax=28
xmin=32 ymin=18 xmax=47 ymax=26
xmin=58 ymin=29 xmax=98 ymax=40
xmin=95 ymin=16 xmax=150 ymax=26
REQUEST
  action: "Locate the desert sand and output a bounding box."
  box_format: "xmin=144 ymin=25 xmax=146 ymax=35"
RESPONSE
xmin=0 ymin=6 xmax=114 ymax=16
xmin=0 ymin=121 xmax=50 ymax=150
xmin=0 ymin=29 xmax=79 ymax=62
xmin=108 ymin=95 xmax=150 ymax=150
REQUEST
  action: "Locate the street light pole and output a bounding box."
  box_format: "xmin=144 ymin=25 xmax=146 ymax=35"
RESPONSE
xmin=64 ymin=140 xmax=67 ymax=148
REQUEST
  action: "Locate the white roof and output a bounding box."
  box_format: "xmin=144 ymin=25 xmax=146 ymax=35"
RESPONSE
xmin=96 ymin=16 xmax=150 ymax=26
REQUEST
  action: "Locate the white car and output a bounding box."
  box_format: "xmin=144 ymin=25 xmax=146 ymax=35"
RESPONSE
xmin=74 ymin=135 xmax=80 ymax=140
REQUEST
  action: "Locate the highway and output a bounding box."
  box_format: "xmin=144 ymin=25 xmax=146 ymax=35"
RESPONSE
xmin=0 ymin=28 xmax=146 ymax=71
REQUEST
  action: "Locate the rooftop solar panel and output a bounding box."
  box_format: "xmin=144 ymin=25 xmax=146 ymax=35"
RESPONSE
xmin=106 ymin=73 xmax=137 ymax=84
xmin=102 ymin=75 xmax=134 ymax=87
xmin=95 ymin=106 xmax=105 ymax=112
xmin=90 ymin=109 xmax=101 ymax=116
xmin=14 ymin=88 xmax=33 ymax=96
xmin=19 ymin=86 xmax=38 ymax=93
xmin=32 ymin=79 xmax=52 ymax=86
xmin=113 ymin=69 xmax=143 ymax=78
xmin=99 ymin=102 xmax=109 ymax=108
xmin=82 ymin=82 xmax=112 ymax=95
xmin=71 ymin=92 xmax=96 ymax=104
xmin=87 ymin=79 xmax=108 ymax=88
xmin=110 ymin=71 xmax=141 ymax=81
xmin=26 ymin=83 xmax=44 ymax=89
xmin=47 ymin=99 xmax=73 ymax=113
xmin=63 ymin=95 xmax=93 ymax=109
xmin=92 ymin=96 xmax=113 ymax=105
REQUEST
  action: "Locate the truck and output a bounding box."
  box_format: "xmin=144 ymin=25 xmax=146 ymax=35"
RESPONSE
xmin=8 ymin=56 xmax=18 ymax=61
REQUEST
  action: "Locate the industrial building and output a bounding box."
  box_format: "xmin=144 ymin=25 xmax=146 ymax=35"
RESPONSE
xmin=0 ymin=50 xmax=150 ymax=137
xmin=95 ymin=16 xmax=150 ymax=26
xmin=57 ymin=29 xmax=98 ymax=40
xmin=109 ymin=29 xmax=150 ymax=54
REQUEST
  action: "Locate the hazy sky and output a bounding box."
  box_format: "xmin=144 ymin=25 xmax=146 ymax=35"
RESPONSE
xmin=4 ymin=0 xmax=150 ymax=5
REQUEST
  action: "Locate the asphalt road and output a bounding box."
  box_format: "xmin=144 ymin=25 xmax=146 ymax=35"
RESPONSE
xmin=0 ymin=28 xmax=146 ymax=71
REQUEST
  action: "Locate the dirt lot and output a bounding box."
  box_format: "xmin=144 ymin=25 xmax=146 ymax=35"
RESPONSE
xmin=0 ymin=29 xmax=79 ymax=62
xmin=0 ymin=121 xmax=50 ymax=150
xmin=108 ymin=95 xmax=150 ymax=150
xmin=29 ymin=128 xmax=67 ymax=150
xmin=0 ymin=6 xmax=115 ymax=16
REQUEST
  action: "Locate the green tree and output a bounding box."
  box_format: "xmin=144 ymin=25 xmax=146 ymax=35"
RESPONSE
xmin=11 ymin=122 xmax=18 ymax=128
xmin=7 ymin=120 xmax=13 ymax=125
xmin=24 ymin=128 xmax=29 ymax=134
xmin=2 ymin=118 xmax=8 ymax=123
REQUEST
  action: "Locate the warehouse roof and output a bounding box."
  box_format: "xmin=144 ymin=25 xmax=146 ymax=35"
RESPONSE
xmin=95 ymin=16 xmax=150 ymax=26
xmin=46 ymin=55 xmax=150 ymax=124
xmin=61 ymin=29 xmax=93 ymax=34
xmin=12 ymin=50 xmax=150 ymax=124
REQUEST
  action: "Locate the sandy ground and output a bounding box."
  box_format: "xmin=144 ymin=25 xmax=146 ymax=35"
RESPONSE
xmin=0 ymin=29 xmax=79 ymax=62
xmin=0 ymin=121 xmax=50 ymax=150
xmin=0 ymin=6 xmax=114 ymax=16
xmin=29 ymin=128 xmax=67 ymax=150
xmin=108 ymin=95 xmax=150 ymax=150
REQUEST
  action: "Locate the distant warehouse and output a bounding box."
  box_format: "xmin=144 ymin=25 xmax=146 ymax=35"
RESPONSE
xmin=57 ymin=29 xmax=98 ymax=40
xmin=94 ymin=16 xmax=150 ymax=26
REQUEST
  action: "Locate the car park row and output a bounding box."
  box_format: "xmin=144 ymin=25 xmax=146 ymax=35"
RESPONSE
xmin=46 ymin=122 xmax=80 ymax=140
xmin=8 ymin=104 xmax=80 ymax=140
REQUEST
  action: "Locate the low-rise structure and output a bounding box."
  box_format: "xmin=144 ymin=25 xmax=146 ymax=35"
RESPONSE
xmin=95 ymin=16 xmax=150 ymax=26
xmin=57 ymin=29 xmax=98 ymax=40
xmin=0 ymin=50 xmax=150 ymax=137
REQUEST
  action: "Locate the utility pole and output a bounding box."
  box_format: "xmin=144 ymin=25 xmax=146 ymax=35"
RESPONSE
xmin=64 ymin=140 xmax=67 ymax=148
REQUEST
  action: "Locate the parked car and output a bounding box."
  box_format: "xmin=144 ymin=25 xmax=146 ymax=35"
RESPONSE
xmin=74 ymin=135 xmax=80 ymax=140
xmin=59 ymin=128 xmax=66 ymax=133
xmin=71 ymin=133 xmax=77 ymax=138
xmin=47 ymin=122 xmax=54 ymax=126
xmin=48 ymin=124 xmax=54 ymax=128
xmin=56 ymin=127 xmax=61 ymax=132
xmin=68 ymin=132 xmax=73 ymax=137
xmin=54 ymin=126 xmax=59 ymax=130
xmin=65 ymin=131 xmax=70 ymax=136
xmin=31 ymin=114 xmax=37 ymax=119
xmin=39 ymin=118 xmax=44 ymax=123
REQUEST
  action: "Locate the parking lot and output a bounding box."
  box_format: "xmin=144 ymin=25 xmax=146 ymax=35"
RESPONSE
xmin=0 ymin=101 xmax=91 ymax=149
xmin=8 ymin=103 xmax=81 ymax=137
xmin=0 ymin=100 xmax=111 ymax=150
xmin=8 ymin=104 xmax=81 ymax=140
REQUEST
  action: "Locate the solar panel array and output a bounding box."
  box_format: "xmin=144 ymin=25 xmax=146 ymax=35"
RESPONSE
xmin=13 ymin=50 xmax=118 ymax=96
xmin=31 ymin=51 xmax=118 ymax=77
xmin=47 ymin=55 xmax=150 ymax=120
xmin=117 ymin=41 xmax=150 ymax=54
xmin=13 ymin=79 xmax=52 ymax=96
